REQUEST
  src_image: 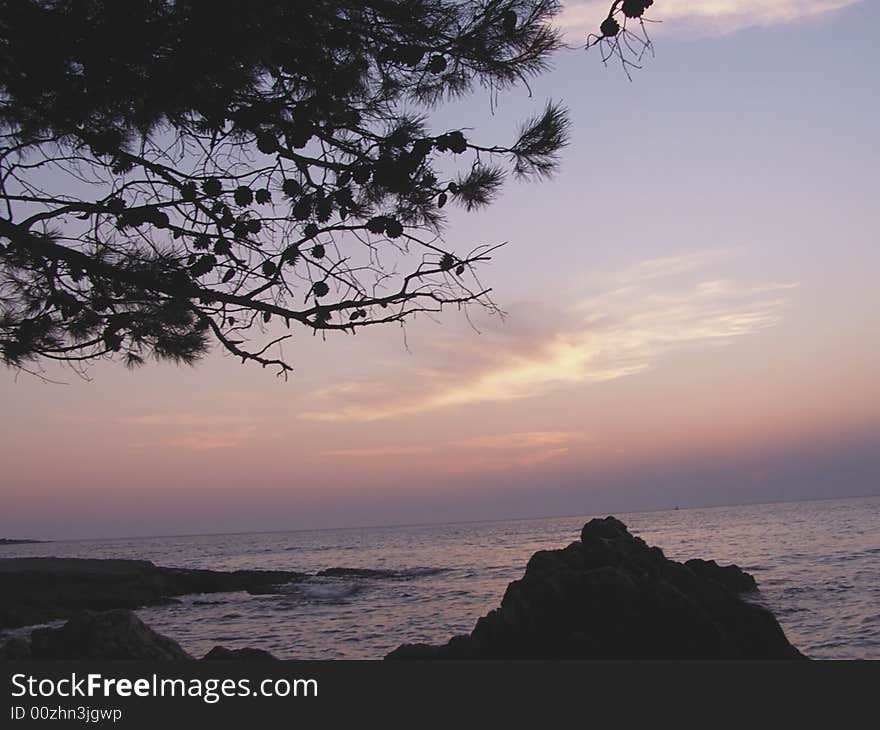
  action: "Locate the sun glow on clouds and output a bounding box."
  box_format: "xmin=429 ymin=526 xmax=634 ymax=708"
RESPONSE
xmin=302 ymin=252 xmax=797 ymax=423
xmin=559 ymin=1 xmax=861 ymax=39
xmin=122 ymin=413 xmax=258 ymax=451
xmin=324 ymin=432 xmax=592 ymax=470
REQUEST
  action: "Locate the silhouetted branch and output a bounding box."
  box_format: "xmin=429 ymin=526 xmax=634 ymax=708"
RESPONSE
xmin=586 ymin=1 xmax=657 ymax=81
xmin=0 ymin=1 xmax=641 ymax=376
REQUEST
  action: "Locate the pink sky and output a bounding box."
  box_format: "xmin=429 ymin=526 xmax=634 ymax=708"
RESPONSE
xmin=2 ymin=1 xmax=878 ymax=538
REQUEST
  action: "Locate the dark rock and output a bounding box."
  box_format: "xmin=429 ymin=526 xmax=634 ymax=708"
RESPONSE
xmin=387 ymin=634 xmax=476 ymax=660
xmin=0 ymin=558 xmax=164 ymax=629
xmin=580 ymin=516 xmax=629 ymax=542
xmin=684 ymin=558 xmax=758 ymax=593
xmin=0 ymin=636 xmax=32 ymax=660
xmin=158 ymin=566 xmax=307 ymax=596
xmin=202 ymin=645 xmax=278 ymax=661
xmin=315 ymin=567 xmax=447 ymax=580
xmin=385 ymin=643 xmax=440 ymax=660
xmin=316 ymin=567 xmax=395 ymax=578
xmin=386 ymin=517 xmax=804 ymax=660
xmin=0 ymin=557 xmax=306 ymax=629
xmin=30 ymin=610 xmax=192 ymax=660
xmin=245 ymin=585 xmax=285 ymax=595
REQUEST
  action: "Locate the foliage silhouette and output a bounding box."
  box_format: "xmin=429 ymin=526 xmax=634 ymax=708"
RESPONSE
xmin=587 ymin=0 xmax=656 ymax=80
xmin=0 ymin=0 xmax=642 ymax=378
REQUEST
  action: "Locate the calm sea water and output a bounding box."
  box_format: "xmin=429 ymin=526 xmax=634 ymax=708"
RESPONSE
xmin=3 ymin=496 xmax=878 ymax=659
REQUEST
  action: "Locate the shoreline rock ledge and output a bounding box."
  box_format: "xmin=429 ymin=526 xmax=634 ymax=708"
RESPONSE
xmin=387 ymin=517 xmax=805 ymax=660
xmin=0 ymin=557 xmax=306 ymax=630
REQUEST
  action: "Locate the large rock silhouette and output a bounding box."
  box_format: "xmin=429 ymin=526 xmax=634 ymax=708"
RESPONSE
xmin=387 ymin=517 xmax=804 ymax=659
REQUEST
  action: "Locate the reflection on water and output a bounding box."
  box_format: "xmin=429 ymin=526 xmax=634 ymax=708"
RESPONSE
xmin=3 ymin=496 xmax=878 ymax=659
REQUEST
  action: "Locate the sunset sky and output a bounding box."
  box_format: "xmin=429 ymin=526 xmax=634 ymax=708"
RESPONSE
xmin=2 ymin=0 xmax=878 ymax=539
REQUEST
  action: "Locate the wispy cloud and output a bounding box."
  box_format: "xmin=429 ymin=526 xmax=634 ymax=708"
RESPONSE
xmin=165 ymin=426 xmax=257 ymax=451
xmin=302 ymin=254 xmax=797 ymax=422
xmin=122 ymin=413 xmax=247 ymax=427
xmin=461 ymin=431 xmax=590 ymax=451
xmin=559 ymin=1 xmax=860 ymax=39
xmin=322 ymin=445 xmax=433 ymax=458
xmin=322 ymin=431 xmax=591 ymax=469
xmin=123 ymin=413 xmax=257 ymax=451
xmin=458 ymin=431 xmax=592 ymax=467
xmin=615 ymin=250 xmax=738 ymax=284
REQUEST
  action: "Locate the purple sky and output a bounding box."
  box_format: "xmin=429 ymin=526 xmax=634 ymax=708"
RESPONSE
xmin=2 ymin=1 xmax=878 ymax=538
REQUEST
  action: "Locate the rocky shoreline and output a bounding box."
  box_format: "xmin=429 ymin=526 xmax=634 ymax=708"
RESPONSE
xmin=0 ymin=557 xmax=307 ymax=630
xmin=0 ymin=518 xmax=806 ymax=660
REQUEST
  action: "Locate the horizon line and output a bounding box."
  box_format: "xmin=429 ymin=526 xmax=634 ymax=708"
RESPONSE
xmin=4 ymin=491 xmax=877 ymax=545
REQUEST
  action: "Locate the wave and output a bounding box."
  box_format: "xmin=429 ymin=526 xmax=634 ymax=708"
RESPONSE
xmin=297 ymin=579 xmax=363 ymax=601
xmin=282 ymin=566 xmax=449 ymax=604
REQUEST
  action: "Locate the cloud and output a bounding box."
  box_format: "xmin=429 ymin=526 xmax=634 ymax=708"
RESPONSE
xmin=122 ymin=413 xmax=247 ymax=427
xmin=558 ymin=1 xmax=860 ymax=39
xmin=615 ymin=250 xmax=738 ymax=284
xmin=302 ymin=256 xmax=797 ymax=422
xmin=458 ymin=431 xmax=592 ymax=467
xmin=166 ymin=426 xmax=257 ymax=451
xmin=460 ymin=431 xmax=590 ymax=451
xmin=123 ymin=413 xmax=257 ymax=451
xmin=322 ymin=445 xmax=433 ymax=458
xmin=322 ymin=431 xmax=591 ymax=469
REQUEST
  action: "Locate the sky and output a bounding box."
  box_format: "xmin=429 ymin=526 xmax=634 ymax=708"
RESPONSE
xmin=2 ymin=0 xmax=878 ymax=538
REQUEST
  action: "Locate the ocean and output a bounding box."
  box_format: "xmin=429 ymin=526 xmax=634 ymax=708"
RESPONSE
xmin=2 ymin=496 xmax=878 ymax=659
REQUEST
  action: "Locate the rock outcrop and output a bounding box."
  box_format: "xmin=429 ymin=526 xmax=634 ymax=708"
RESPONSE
xmin=1 ymin=612 xmax=285 ymax=661
xmin=0 ymin=557 xmax=306 ymax=629
xmin=0 ymin=636 xmax=32 ymax=660
xmin=28 ymin=610 xmax=193 ymax=660
xmin=202 ymin=645 xmax=278 ymax=661
xmin=387 ymin=517 xmax=804 ymax=660
xmin=316 ymin=567 xmax=397 ymax=578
